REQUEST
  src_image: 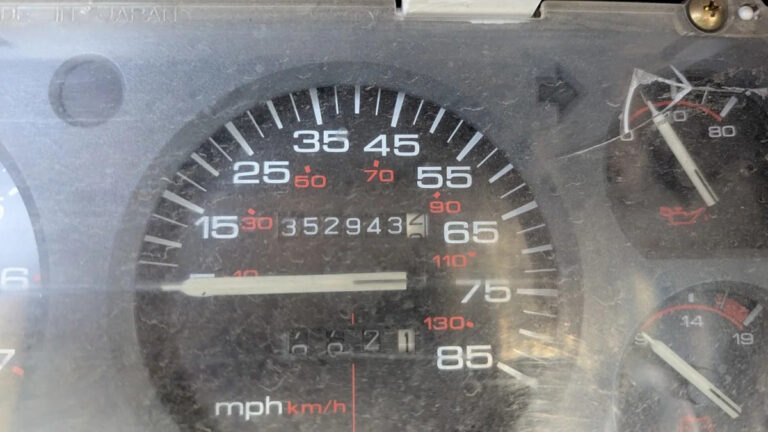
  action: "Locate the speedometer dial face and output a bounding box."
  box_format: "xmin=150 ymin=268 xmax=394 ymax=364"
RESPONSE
xmin=134 ymin=86 xmax=577 ymax=431
xmin=607 ymin=76 xmax=768 ymax=258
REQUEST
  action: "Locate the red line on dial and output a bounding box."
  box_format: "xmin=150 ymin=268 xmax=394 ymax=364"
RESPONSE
xmin=640 ymin=303 xmax=745 ymax=331
xmin=628 ymin=100 xmax=722 ymax=124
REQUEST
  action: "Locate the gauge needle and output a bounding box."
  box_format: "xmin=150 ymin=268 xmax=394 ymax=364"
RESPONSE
xmin=646 ymin=102 xmax=719 ymax=207
xmin=640 ymin=332 xmax=741 ymax=419
xmin=161 ymin=272 xmax=408 ymax=297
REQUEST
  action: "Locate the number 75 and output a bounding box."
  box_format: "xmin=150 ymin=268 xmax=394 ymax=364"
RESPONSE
xmin=457 ymin=279 xmax=511 ymax=303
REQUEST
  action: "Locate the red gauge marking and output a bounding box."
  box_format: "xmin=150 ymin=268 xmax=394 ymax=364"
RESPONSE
xmin=233 ymin=270 xmax=259 ymax=277
xmin=364 ymin=160 xmax=394 ymax=183
xmin=659 ymin=206 xmax=708 ymax=226
xmin=432 ymin=253 xmax=473 ymax=268
xmin=715 ymin=294 xmax=750 ymax=323
xmin=241 ymin=215 xmax=274 ymax=231
xmin=640 ymin=304 xmax=744 ymax=331
xmin=678 ymin=415 xmax=714 ymax=432
xmin=11 ymin=366 xmax=24 ymax=377
xmin=295 ymin=167 xmax=327 ymax=188
xmin=628 ymin=100 xmax=722 ymax=124
xmin=350 ymin=312 xmax=355 ymax=326
xmin=351 ymin=363 xmax=357 ymax=432
xmin=430 ymin=199 xmax=462 ymax=214
xmin=424 ymin=316 xmax=473 ymax=331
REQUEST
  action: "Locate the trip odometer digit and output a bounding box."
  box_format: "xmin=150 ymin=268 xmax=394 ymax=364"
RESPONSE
xmin=135 ymin=86 xmax=574 ymax=431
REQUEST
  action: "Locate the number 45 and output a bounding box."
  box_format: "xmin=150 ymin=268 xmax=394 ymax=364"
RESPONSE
xmin=364 ymin=134 xmax=419 ymax=157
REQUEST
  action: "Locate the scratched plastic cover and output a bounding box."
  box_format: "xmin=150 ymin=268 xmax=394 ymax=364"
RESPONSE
xmin=0 ymin=1 xmax=766 ymax=431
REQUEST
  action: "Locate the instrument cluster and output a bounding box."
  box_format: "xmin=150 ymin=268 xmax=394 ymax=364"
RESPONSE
xmin=0 ymin=1 xmax=767 ymax=431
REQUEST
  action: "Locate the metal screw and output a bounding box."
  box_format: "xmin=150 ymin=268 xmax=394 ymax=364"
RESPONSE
xmin=687 ymin=0 xmax=728 ymax=32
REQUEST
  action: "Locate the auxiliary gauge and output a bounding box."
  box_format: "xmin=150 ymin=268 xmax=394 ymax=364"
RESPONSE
xmin=616 ymin=282 xmax=768 ymax=431
xmin=607 ymin=68 xmax=768 ymax=257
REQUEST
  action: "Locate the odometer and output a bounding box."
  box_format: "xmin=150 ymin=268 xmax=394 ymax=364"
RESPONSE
xmin=135 ymin=86 xmax=576 ymax=431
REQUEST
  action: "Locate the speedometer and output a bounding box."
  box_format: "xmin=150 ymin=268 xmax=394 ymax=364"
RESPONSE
xmin=134 ymin=85 xmax=578 ymax=431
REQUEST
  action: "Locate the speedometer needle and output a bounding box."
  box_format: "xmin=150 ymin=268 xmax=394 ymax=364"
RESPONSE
xmin=646 ymin=102 xmax=719 ymax=206
xmin=640 ymin=332 xmax=742 ymax=419
xmin=162 ymin=272 xmax=408 ymax=297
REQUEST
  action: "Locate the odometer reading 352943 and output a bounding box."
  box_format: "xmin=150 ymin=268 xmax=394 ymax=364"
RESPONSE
xmin=135 ymin=86 xmax=573 ymax=431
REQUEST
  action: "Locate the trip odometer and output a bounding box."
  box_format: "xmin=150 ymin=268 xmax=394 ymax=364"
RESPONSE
xmin=135 ymin=86 xmax=574 ymax=431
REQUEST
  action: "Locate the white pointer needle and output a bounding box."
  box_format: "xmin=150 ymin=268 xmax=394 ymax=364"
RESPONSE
xmin=646 ymin=102 xmax=719 ymax=206
xmin=162 ymin=272 xmax=407 ymax=297
xmin=641 ymin=332 xmax=741 ymax=419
